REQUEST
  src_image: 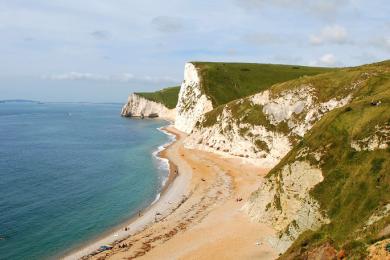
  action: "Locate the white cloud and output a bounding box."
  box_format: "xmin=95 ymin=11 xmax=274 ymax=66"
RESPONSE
xmin=310 ymin=53 xmax=338 ymax=66
xmin=320 ymin=53 xmax=336 ymax=65
xmin=0 ymin=0 xmax=388 ymax=93
xmin=109 ymin=73 xmax=135 ymax=82
xmin=43 ymin=72 xmax=109 ymax=81
xmin=42 ymin=72 xmax=178 ymax=84
xmin=310 ymin=25 xmax=348 ymax=45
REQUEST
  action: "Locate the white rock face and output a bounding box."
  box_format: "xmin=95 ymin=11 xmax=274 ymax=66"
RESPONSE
xmin=121 ymin=93 xmax=176 ymax=121
xmin=243 ymin=161 xmax=329 ymax=253
xmin=185 ymin=85 xmax=351 ymax=168
xmin=351 ymin=123 xmax=390 ymax=151
xmin=174 ymin=63 xmax=213 ymax=133
xmin=254 ymin=86 xmax=352 ymax=137
xmin=185 ymin=108 xmax=292 ymax=168
xmin=365 ymin=204 xmax=390 ymax=227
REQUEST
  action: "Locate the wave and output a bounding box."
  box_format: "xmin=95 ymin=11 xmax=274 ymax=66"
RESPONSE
xmin=151 ymin=193 xmax=161 ymax=205
xmin=151 ymin=125 xmax=176 ymax=204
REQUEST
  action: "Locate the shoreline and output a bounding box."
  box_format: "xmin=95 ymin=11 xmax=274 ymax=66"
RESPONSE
xmin=64 ymin=125 xmax=278 ymax=260
xmin=155 ymin=126 xmax=179 ymax=195
xmin=62 ymin=125 xmax=188 ymax=260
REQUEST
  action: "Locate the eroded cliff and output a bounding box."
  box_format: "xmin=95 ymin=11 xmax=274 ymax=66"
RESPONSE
xmin=243 ymin=61 xmax=389 ymax=258
xmin=121 ymin=93 xmax=176 ymax=121
xmin=174 ymin=63 xmax=213 ymax=133
xmin=184 ymin=69 xmax=366 ymax=167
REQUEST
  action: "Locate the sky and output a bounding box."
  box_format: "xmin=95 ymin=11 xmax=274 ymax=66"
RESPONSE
xmin=0 ymin=0 xmax=389 ymax=102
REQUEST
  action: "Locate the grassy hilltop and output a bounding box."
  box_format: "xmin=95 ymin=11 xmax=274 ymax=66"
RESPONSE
xmin=192 ymin=62 xmax=335 ymax=107
xmin=134 ymin=63 xmax=333 ymax=110
xmin=135 ymin=86 xmax=180 ymax=109
xmin=199 ymin=61 xmax=383 ymax=131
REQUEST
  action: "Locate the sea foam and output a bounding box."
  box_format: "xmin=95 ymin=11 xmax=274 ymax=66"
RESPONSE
xmin=151 ymin=126 xmax=176 ymax=204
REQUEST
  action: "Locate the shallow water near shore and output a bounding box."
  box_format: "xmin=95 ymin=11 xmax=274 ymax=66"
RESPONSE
xmin=0 ymin=102 xmax=170 ymax=260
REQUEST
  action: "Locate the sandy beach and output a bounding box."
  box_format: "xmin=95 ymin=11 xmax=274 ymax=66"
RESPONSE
xmin=64 ymin=126 xmax=278 ymax=260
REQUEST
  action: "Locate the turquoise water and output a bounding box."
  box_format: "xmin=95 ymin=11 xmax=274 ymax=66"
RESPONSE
xmin=0 ymin=102 xmax=170 ymax=260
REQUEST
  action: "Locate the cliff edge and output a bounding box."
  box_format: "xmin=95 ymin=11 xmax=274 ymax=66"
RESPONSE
xmin=174 ymin=63 xmax=213 ymax=133
xmin=121 ymin=93 xmax=176 ymax=121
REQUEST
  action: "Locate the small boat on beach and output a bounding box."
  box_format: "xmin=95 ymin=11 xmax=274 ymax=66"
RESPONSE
xmin=97 ymin=245 xmax=113 ymax=252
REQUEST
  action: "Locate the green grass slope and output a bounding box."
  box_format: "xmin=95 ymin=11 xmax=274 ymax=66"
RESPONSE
xmin=198 ymin=61 xmax=388 ymax=133
xmin=266 ymin=61 xmax=390 ymax=258
xmin=192 ymin=62 xmax=334 ymax=107
xmin=135 ymin=86 xmax=180 ymax=109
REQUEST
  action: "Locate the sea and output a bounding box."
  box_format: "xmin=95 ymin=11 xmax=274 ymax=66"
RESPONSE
xmin=0 ymin=102 xmax=172 ymax=260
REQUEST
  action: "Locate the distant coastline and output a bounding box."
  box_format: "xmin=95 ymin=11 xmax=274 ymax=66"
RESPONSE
xmin=0 ymin=99 xmax=42 ymax=104
xmin=0 ymin=100 xmax=125 ymax=105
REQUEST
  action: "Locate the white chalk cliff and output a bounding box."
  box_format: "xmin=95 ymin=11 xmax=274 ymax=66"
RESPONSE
xmin=121 ymin=93 xmax=176 ymax=121
xmin=243 ymin=160 xmax=329 ymax=253
xmin=121 ymin=63 xmax=213 ymax=130
xmin=184 ymin=85 xmax=351 ymax=168
xmin=174 ymin=63 xmax=213 ymax=134
xmin=351 ymin=123 xmax=390 ymax=151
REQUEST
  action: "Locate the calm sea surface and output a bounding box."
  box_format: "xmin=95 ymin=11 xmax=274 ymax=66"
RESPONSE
xmin=0 ymin=102 xmax=170 ymax=259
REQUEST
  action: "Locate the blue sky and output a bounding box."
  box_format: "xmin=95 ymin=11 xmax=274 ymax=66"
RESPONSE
xmin=0 ymin=0 xmax=389 ymax=102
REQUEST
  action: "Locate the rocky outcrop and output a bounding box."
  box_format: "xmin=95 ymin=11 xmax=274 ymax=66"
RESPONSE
xmin=184 ymin=85 xmax=351 ymax=168
xmin=174 ymin=63 xmax=213 ymax=133
xmin=255 ymin=87 xmax=351 ymax=137
xmin=243 ymin=161 xmax=329 ymax=253
xmin=365 ymin=204 xmax=390 ymax=227
xmin=121 ymin=94 xmax=176 ymax=121
xmin=184 ymin=107 xmax=292 ymax=167
xmin=351 ymin=123 xmax=390 ymax=151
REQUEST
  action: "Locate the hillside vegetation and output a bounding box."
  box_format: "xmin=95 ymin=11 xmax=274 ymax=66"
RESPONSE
xmin=135 ymin=86 xmax=180 ymax=109
xmin=199 ymin=62 xmax=379 ymax=130
xmin=192 ymin=62 xmax=335 ymax=107
xmin=250 ymin=60 xmax=390 ymax=258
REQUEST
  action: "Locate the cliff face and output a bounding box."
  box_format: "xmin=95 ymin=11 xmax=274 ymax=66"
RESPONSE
xmin=176 ymin=64 xmax=375 ymax=168
xmin=174 ymin=63 xmax=213 ymax=133
xmin=243 ymin=160 xmax=329 ymax=253
xmin=184 ymin=84 xmax=352 ymax=168
xmin=121 ymin=93 xmax=176 ymax=121
xmin=120 ymin=62 xmax=214 ymax=126
xmin=243 ymin=62 xmax=390 ymax=258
